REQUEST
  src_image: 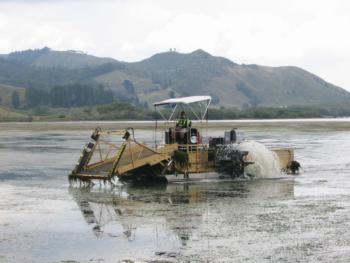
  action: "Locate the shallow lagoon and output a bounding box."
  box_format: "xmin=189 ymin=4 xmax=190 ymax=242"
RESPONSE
xmin=1 ymin=119 xmax=350 ymax=262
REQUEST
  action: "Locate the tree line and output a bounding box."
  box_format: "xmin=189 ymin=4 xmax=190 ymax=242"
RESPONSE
xmin=93 ymin=102 xmax=350 ymax=121
xmin=208 ymin=105 xmax=350 ymax=119
xmin=25 ymin=84 xmax=114 ymax=108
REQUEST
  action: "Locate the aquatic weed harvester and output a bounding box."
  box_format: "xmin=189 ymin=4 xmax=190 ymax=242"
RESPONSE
xmin=69 ymin=96 xmax=299 ymax=185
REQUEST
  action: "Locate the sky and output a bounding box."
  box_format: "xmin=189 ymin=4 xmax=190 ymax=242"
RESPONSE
xmin=0 ymin=0 xmax=350 ymax=90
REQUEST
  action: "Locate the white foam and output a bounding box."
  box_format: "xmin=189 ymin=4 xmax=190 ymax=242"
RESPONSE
xmin=237 ymin=141 xmax=282 ymax=178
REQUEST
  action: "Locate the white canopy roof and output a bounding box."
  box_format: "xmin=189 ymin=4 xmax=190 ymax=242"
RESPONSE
xmin=153 ymin=95 xmax=211 ymax=106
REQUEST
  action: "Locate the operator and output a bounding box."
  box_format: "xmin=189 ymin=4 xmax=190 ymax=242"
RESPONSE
xmin=176 ymin=111 xmax=191 ymax=143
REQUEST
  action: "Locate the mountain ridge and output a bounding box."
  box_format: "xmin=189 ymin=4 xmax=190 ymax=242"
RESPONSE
xmin=0 ymin=47 xmax=349 ymax=108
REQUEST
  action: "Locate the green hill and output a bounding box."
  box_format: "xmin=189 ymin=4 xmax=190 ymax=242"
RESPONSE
xmin=120 ymin=49 xmax=350 ymax=107
xmin=0 ymin=47 xmax=349 ymax=108
xmin=4 ymin=47 xmax=118 ymax=69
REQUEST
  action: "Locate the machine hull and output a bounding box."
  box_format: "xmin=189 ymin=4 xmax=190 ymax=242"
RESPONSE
xmin=69 ymin=128 xmax=298 ymax=184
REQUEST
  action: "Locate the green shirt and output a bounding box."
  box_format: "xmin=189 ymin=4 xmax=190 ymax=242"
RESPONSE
xmin=177 ymin=117 xmax=191 ymax=128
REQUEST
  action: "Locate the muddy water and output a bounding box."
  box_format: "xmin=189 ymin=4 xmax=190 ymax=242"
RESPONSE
xmin=1 ymin=120 xmax=350 ymax=262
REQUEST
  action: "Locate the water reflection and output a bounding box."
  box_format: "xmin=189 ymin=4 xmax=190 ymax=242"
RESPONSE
xmin=69 ymin=179 xmax=295 ymax=249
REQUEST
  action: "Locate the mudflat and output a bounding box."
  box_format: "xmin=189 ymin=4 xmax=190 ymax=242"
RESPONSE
xmin=1 ymin=119 xmax=350 ymax=262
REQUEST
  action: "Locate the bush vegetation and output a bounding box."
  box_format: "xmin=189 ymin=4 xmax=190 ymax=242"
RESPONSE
xmin=92 ymin=103 xmax=350 ymax=120
xmin=2 ymin=99 xmax=350 ymax=122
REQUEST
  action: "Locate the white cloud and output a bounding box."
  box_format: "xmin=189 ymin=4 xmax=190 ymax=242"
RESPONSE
xmin=0 ymin=0 xmax=350 ymax=90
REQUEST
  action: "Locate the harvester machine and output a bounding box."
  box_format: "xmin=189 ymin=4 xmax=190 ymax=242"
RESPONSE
xmin=69 ymin=96 xmax=299 ymax=184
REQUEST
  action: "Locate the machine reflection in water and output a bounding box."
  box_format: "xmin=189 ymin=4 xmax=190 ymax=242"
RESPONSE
xmin=69 ymin=179 xmax=295 ymax=249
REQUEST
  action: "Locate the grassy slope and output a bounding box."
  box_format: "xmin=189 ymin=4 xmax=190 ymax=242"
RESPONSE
xmin=217 ymin=65 xmax=350 ymax=107
xmin=0 ymin=106 xmax=30 ymax=121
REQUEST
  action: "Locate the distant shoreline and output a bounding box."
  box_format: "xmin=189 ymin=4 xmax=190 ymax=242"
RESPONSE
xmin=1 ymin=118 xmax=350 ymax=131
